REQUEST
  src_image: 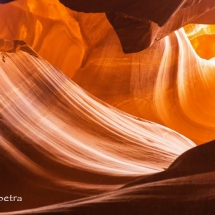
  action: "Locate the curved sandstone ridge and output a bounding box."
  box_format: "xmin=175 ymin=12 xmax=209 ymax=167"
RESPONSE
xmin=0 ymin=39 xmax=194 ymax=212
xmin=1 ymin=1 xmax=215 ymax=143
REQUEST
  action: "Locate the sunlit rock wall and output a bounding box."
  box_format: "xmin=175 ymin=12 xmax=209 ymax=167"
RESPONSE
xmin=0 ymin=0 xmax=86 ymax=77
xmin=184 ymin=24 xmax=215 ymax=59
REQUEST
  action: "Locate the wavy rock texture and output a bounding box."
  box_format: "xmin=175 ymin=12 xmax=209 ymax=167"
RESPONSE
xmin=1 ymin=0 xmax=215 ymax=143
xmin=0 ymin=39 xmax=194 ymax=212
